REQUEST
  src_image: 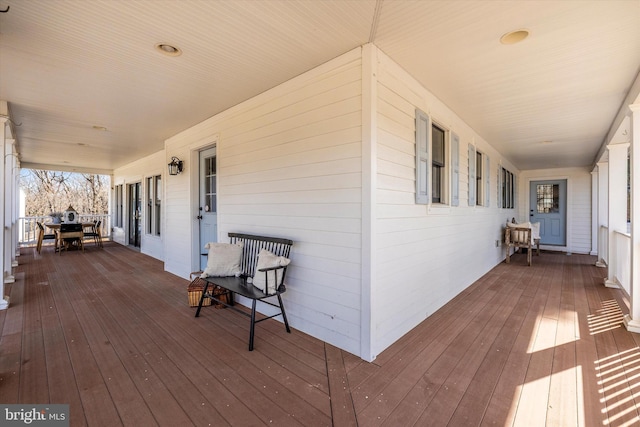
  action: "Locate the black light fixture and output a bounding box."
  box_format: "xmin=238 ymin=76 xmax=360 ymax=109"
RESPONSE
xmin=168 ymin=156 xmax=183 ymax=175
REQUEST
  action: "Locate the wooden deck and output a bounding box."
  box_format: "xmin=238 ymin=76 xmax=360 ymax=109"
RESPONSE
xmin=1 ymin=243 xmax=639 ymax=426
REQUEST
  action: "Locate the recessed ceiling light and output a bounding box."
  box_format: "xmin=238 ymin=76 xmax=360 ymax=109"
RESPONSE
xmin=155 ymin=43 xmax=182 ymax=57
xmin=500 ymin=29 xmax=529 ymax=45
xmin=92 ymin=125 xmax=107 ymax=131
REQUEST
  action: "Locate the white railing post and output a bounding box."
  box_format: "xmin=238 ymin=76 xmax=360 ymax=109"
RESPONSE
xmin=597 ymin=226 xmax=608 ymax=267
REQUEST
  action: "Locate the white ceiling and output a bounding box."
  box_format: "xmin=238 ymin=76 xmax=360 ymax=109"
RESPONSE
xmin=1 ymin=0 xmax=639 ymax=173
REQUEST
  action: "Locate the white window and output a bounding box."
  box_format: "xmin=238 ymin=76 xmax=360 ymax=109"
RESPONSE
xmin=431 ymin=124 xmax=447 ymax=204
xmin=415 ymin=109 xmax=453 ymax=206
xmin=145 ymin=175 xmax=162 ymax=236
xmin=470 ymin=148 xmax=490 ymax=207
xmin=499 ymin=166 xmax=515 ymax=209
xmin=114 ymin=184 xmax=123 ymax=227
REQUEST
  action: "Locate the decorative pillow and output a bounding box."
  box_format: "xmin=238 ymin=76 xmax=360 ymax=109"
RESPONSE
xmin=507 ymin=221 xmax=532 ymax=244
xmin=530 ymin=222 xmax=541 ymax=242
xmin=252 ymin=249 xmax=291 ymax=294
xmin=200 ymin=242 xmax=243 ymax=278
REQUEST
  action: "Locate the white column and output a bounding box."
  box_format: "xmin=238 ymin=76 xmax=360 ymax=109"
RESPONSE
xmin=8 ymin=141 xmax=18 ymax=267
xmin=0 ymin=117 xmax=8 ymax=309
xmin=625 ymin=104 xmax=640 ymax=331
xmin=605 ymin=143 xmax=629 ymax=288
xmin=3 ymin=141 xmax=14 ymax=283
xmin=596 ymin=161 xmax=609 ymax=267
xmin=591 ymin=168 xmax=599 ymax=256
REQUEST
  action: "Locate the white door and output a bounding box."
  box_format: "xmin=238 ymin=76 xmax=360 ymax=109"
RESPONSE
xmin=199 ymin=147 xmax=217 ymax=269
xmin=529 ymin=179 xmax=567 ymax=246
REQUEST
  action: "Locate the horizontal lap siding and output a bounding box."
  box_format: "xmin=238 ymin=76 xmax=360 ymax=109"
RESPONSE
xmin=113 ymin=151 xmax=166 ymax=260
xmin=372 ymin=52 xmax=513 ymax=356
xmin=571 ymin=174 xmax=592 ymax=253
xmin=166 ymin=50 xmax=364 ymax=355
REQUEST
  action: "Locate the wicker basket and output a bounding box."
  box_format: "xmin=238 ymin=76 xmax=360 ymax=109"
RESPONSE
xmin=188 ymin=277 xmax=211 ymax=307
xmin=188 ymin=273 xmax=229 ymax=309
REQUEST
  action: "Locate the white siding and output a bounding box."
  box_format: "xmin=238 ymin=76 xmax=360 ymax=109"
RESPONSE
xmin=165 ymin=48 xmax=364 ymax=355
xmin=114 ymin=45 xmax=594 ymax=361
xmin=520 ymin=167 xmax=592 ymax=254
xmin=372 ymin=50 xmax=518 ymax=356
xmin=112 ymin=150 xmax=166 ymax=260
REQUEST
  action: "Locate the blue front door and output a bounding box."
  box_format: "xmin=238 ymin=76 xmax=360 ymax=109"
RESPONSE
xmin=199 ymin=147 xmax=218 ymax=270
xmin=529 ymin=179 xmax=567 ymax=246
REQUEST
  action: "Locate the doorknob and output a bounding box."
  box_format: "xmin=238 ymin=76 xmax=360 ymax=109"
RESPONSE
xmin=197 ymin=215 xmax=203 ymax=220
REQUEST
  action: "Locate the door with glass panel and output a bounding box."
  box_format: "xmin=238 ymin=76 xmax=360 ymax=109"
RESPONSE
xmin=128 ymin=182 xmax=142 ymax=248
xmin=529 ymin=179 xmax=567 ymax=245
xmin=199 ymin=147 xmax=217 ymax=270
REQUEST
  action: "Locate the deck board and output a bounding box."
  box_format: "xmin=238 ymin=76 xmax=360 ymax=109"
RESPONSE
xmin=5 ymin=244 xmax=640 ymax=426
xmin=375 ymin=269 xmax=525 ymax=427
xmin=325 ymin=343 xmax=358 ymax=427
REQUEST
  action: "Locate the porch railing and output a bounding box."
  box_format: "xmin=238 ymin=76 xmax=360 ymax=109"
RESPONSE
xmin=611 ymin=229 xmax=631 ymax=295
xmin=18 ymin=215 xmax=112 ymax=247
xmin=598 ymin=225 xmax=609 ymax=266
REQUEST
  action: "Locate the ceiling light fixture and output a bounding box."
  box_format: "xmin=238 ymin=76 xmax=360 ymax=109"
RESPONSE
xmin=500 ymin=29 xmax=529 ymax=45
xmin=155 ymin=43 xmax=182 ymax=57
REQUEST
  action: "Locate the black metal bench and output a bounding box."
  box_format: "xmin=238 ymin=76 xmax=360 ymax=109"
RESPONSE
xmin=194 ymin=233 xmax=293 ymax=350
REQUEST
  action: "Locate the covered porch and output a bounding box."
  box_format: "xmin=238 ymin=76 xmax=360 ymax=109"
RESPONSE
xmin=2 ymin=243 xmax=637 ymax=426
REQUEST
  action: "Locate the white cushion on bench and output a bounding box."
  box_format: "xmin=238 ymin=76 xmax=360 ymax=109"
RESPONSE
xmin=507 ymin=221 xmax=540 ymax=245
xmin=252 ymin=249 xmax=291 ymax=294
xmin=531 ymin=222 xmax=541 ymax=241
xmin=201 ymin=242 xmax=243 ymax=278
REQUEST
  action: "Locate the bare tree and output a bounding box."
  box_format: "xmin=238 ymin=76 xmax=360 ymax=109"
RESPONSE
xmin=21 ymin=169 xmax=110 ymax=217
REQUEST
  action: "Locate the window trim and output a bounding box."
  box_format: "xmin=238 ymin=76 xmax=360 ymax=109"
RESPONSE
xmin=415 ymin=108 xmax=453 ymax=207
xmin=468 ymin=144 xmax=476 ymax=206
xmin=499 ymin=166 xmax=515 ymax=209
xmin=471 ymin=148 xmax=491 ymax=207
xmin=415 ymin=109 xmax=430 ymax=204
xmin=451 ymin=133 xmax=460 ymax=207
xmin=431 ymin=122 xmax=447 ymax=204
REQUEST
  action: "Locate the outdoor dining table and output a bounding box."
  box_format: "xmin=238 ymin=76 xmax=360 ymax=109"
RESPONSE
xmin=45 ymin=222 xmax=95 ymax=253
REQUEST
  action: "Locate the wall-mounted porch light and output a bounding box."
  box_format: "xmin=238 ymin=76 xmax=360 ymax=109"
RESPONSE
xmin=168 ymin=156 xmax=183 ymax=175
